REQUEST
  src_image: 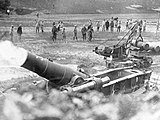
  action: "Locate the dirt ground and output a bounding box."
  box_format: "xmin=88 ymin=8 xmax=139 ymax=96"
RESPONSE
xmin=1 ymin=13 xmax=160 ymax=77
xmin=1 ymin=12 xmax=160 ymax=120
xmin=1 ymin=13 xmax=160 ymax=90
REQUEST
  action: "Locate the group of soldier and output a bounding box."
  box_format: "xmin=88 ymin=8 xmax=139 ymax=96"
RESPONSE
xmin=50 ymin=18 xmax=122 ymax=43
xmin=9 ymin=16 xmax=148 ymax=43
xmin=80 ymin=20 xmax=94 ymax=42
xmin=126 ymin=19 xmax=147 ymax=32
xmin=51 ymin=21 xmax=66 ymax=42
xmin=8 ymin=12 xmax=149 ymax=44
xmin=51 ymin=20 xmax=94 ymax=42
xmin=95 ymin=18 xmax=147 ymax=33
xmin=35 ymin=20 xmax=44 ymax=33
xmin=34 ymin=13 xmax=148 ymax=43
xmin=96 ymin=17 xmax=122 ymax=32
xmin=9 ymin=24 xmax=23 ymax=42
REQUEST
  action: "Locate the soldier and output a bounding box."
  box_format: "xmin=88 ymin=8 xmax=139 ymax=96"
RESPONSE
xmin=139 ymin=20 xmax=143 ymax=34
xmin=96 ymin=21 xmax=100 ymax=31
xmin=73 ymin=25 xmax=78 ymax=40
xmin=110 ymin=20 xmax=114 ymax=32
xmin=117 ymin=21 xmax=121 ymax=32
xmin=40 ymin=20 xmax=44 ymax=33
xmin=62 ymin=28 xmax=66 ymax=43
xmin=52 ymin=22 xmax=57 ymax=42
xmin=87 ymin=20 xmax=93 ymax=30
xmin=57 ymin=21 xmax=61 ymax=32
xmin=81 ymin=25 xmax=87 ymax=41
xmin=35 ymin=20 xmax=40 ymax=33
xmin=102 ymin=19 xmax=106 ymax=31
xmin=143 ymin=20 xmax=147 ymax=32
xmin=9 ymin=25 xmax=14 ymax=42
xmin=17 ymin=24 xmax=22 ymax=41
xmin=126 ymin=19 xmax=129 ymax=30
xmin=88 ymin=26 xmax=94 ymax=42
xmin=115 ymin=19 xmax=118 ymax=28
xmin=105 ymin=20 xmax=109 ymax=31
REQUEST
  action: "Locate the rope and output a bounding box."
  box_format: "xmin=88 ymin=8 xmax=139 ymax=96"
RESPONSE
xmin=95 ymin=21 xmax=139 ymax=49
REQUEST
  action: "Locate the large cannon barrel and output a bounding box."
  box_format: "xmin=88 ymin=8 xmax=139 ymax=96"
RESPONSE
xmin=21 ymin=52 xmax=88 ymax=86
xmin=131 ymin=39 xmax=149 ymax=50
xmin=131 ymin=40 xmax=160 ymax=53
xmin=147 ymin=42 xmax=160 ymax=53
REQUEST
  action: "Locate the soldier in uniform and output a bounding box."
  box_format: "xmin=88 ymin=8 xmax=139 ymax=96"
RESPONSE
xmin=88 ymin=26 xmax=94 ymax=42
xmin=9 ymin=25 xmax=14 ymax=42
xmin=17 ymin=24 xmax=23 ymax=41
xmin=52 ymin=22 xmax=57 ymax=42
xmin=73 ymin=25 xmax=78 ymax=40
xmin=62 ymin=28 xmax=66 ymax=43
xmin=81 ymin=25 xmax=87 ymax=41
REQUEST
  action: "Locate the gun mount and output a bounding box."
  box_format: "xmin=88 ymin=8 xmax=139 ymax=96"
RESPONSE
xmin=19 ymin=49 xmax=151 ymax=95
xmin=93 ymin=21 xmax=160 ymax=69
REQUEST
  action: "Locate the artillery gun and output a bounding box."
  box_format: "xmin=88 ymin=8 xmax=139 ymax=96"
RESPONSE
xmin=93 ymin=21 xmax=155 ymax=69
xmin=18 ymin=21 xmax=155 ymax=95
xmin=1 ymin=21 xmax=157 ymax=95
xmin=20 ymin=50 xmax=151 ymax=95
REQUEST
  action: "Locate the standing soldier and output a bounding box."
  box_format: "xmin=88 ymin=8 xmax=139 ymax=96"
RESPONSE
xmin=81 ymin=25 xmax=87 ymax=41
xmin=126 ymin=19 xmax=129 ymax=30
xmin=96 ymin=21 xmax=100 ymax=31
xmin=117 ymin=21 xmax=121 ymax=32
xmin=110 ymin=20 xmax=114 ymax=32
xmin=9 ymin=25 xmax=14 ymax=42
xmin=115 ymin=19 xmax=118 ymax=28
xmin=88 ymin=26 xmax=94 ymax=42
xmin=73 ymin=25 xmax=78 ymax=40
xmin=57 ymin=21 xmax=61 ymax=32
xmin=105 ymin=20 xmax=109 ymax=31
xmin=137 ymin=20 xmax=143 ymax=41
xmin=62 ymin=28 xmax=66 ymax=43
xmin=102 ymin=19 xmax=106 ymax=31
xmin=40 ymin=20 xmax=44 ymax=33
xmin=60 ymin=21 xmax=64 ymax=29
xmin=52 ymin=22 xmax=57 ymax=42
xmin=17 ymin=24 xmax=22 ymax=41
xmin=88 ymin=20 xmax=93 ymax=30
xmin=139 ymin=20 xmax=143 ymax=34
xmin=143 ymin=20 xmax=147 ymax=32
xmin=35 ymin=20 xmax=40 ymax=33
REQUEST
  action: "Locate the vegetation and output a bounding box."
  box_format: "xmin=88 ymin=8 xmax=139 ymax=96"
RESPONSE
xmin=0 ymin=0 xmax=10 ymax=12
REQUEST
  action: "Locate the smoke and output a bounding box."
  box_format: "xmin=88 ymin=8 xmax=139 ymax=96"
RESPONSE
xmin=0 ymin=41 xmax=27 ymax=67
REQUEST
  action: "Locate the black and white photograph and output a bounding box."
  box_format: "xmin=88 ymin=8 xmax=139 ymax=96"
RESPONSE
xmin=1 ymin=0 xmax=160 ymax=120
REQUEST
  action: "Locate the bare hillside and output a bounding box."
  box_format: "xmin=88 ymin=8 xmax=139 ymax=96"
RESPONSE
xmin=10 ymin=0 xmax=160 ymax=14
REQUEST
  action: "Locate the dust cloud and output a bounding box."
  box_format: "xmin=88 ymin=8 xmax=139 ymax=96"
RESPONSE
xmin=0 ymin=41 xmax=27 ymax=67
